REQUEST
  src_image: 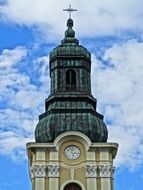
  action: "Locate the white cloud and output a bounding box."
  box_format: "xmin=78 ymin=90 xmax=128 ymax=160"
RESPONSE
xmin=0 ymin=47 xmax=27 ymax=68
xmin=1 ymin=0 xmax=143 ymax=39
xmin=0 ymin=46 xmax=49 ymax=160
xmin=91 ymin=39 xmax=143 ymax=170
xmin=0 ymin=131 xmax=33 ymax=160
xmin=35 ymin=55 xmax=50 ymax=86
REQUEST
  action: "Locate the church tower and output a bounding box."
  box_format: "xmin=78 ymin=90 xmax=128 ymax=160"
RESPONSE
xmin=27 ymin=6 xmax=118 ymax=190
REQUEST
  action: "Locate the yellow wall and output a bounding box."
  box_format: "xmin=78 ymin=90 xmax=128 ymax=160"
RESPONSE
xmin=27 ymin=134 xmax=118 ymax=190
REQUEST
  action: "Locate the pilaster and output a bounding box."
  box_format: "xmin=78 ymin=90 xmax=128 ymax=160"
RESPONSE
xmin=27 ymin=133 xmax=118 ymax=190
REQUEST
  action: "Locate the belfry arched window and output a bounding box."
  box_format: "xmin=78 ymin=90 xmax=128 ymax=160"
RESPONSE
xmin=64 ymin=183 xmax=82 ymax=190
xmin=66 ymin=69 xmax=76 ymax=90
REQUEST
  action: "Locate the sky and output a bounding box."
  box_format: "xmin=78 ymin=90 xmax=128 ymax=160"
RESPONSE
xmin=0 ymin=0 xmax=143 ymax=189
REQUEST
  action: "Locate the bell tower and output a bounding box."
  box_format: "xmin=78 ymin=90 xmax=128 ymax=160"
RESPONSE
xmin=27 ymin=5 xmax=118 ymax=190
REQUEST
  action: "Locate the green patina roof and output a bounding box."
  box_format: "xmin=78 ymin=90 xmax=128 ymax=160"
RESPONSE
xmin=35 ymin=18 xmax=108 ymax=143
xmin=35 ymin=98 xmax=108 ymax=142
xmin=35 ymin=112 xmax=107 ymax=143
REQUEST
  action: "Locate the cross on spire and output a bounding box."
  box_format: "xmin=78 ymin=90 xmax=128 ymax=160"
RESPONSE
xmin=63 ymin=4 xmax=77 ymax=18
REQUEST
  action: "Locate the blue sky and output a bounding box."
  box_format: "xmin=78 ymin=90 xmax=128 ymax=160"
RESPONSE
xmin=0 ymin=0 xmax=143 ymax=190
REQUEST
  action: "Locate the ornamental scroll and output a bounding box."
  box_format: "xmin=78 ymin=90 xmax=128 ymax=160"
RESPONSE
xmin=98 ymin=165 xmax=115 ymax=178
xmin=30 ymin=165 xmax=47 ymax=178
xmin=30 ymin=165 xmax=60 ymax=178
xmin=85 ymin=165 xmax=115 ymax=178
xmin=85 ymin=165 xmax=98 ymax=177
xmin=48 ymin=165 xmax=60 ymax=177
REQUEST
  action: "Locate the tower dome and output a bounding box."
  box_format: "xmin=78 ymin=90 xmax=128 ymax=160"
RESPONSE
xmin=35 ymin=18 xmax=108 ymax=143
xmin=50 ymin=18 xmax=91 ymax=62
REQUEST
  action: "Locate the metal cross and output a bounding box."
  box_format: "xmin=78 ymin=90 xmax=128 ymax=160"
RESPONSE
xmin=63 ymin=4 xmax=77 ymax=18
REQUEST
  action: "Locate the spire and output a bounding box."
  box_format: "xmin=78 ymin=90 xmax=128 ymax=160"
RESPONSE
xmin=65 ymin=18 xmax=75 ymax=38
xmin=61 ymin=6 xmax=78 ymax=44
xmin=61 ymin=18 xmax=79 ymax=44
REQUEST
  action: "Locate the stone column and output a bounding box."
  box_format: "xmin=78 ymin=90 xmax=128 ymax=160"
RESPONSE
xmin=99 ymin=165 xmax=115 ymax=190
xmin=86 ymin=165 xmax=98 ymax=190
xmin=48 ymin=165 xmax=60 ymax=190
xmin=30 ymin=165 xmax=46 ymax=190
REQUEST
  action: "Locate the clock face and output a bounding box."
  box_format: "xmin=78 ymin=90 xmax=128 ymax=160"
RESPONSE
xmin=64 ymin=145 xmax=80 ymax=160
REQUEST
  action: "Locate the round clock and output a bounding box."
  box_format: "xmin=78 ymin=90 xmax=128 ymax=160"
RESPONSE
xmin=64 ymin=145 xmax=80 ymax=160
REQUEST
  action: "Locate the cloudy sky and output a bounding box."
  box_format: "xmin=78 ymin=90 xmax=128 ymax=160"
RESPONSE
xmin=0 ymin=0 xmax=143 ymax=189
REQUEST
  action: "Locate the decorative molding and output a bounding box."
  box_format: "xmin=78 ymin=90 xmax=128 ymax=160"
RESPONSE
xmin=54 ymin=131 xmax=91 ymax=151
xmin=98 ymin=165 xmax=115 ymax=178
xmin=30 ymin=164 xmax=60 ymax=178
xmin=85 ymin=164 xmax=115 ymax=178
xmin=30 ymin=165 xmax=47 ymax=178
xmin=85 ymin=165 xmax=98 ymax=177
xmin=48 ymin=165 xmax=60 ymax=177
xmin=30 ymin=164 xmax=114 ymax=179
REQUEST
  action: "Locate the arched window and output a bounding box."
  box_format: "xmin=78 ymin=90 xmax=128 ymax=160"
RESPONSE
xmin=64 ymin=183 xmax=82 ymax=190
xmin=66 ymin=69 xmax=76 ymax=90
